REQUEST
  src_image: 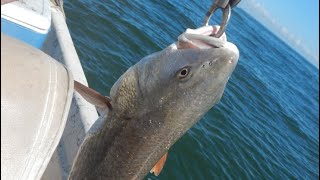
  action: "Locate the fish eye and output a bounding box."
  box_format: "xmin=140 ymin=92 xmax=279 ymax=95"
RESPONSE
xmin=177 ymin=67 xmax=190 ymax=79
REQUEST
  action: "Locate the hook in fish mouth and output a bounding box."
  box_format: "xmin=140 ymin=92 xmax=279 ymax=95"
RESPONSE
xmin=203 ymin=2 xmax=231 ymax=38
xmin=177 ymin=25 xmax=227 ymax=49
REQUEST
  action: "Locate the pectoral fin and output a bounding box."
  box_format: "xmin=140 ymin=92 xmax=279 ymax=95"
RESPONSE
xmin=150 ymin=152 xmax=168 ymax=176
xmin=74 ymin=80 xmax=112 ymax=110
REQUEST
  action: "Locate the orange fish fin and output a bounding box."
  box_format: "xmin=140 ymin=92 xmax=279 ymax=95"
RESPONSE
xmin=150 ymin=152 xmax=168 ymax=176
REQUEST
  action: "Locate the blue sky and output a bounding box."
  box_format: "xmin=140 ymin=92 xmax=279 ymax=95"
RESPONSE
xmin=238 ymin=0 xmax=319 ymax=67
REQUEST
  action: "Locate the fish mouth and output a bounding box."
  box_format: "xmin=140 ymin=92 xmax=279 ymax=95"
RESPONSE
xmin=177 ymin=25 xmax=228 ymax=49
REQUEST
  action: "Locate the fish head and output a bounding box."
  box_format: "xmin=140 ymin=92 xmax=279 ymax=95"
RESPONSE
xmin=110 ymin=25 xmax=239 ymax=131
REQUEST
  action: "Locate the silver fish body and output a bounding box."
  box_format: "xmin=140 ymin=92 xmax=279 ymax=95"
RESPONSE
xmin=69 ymin=26 xmax=239 ymax=179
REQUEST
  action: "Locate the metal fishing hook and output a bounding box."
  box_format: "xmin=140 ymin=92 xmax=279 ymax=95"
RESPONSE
xmin=203 ymin=0 xmax=238 ymax=38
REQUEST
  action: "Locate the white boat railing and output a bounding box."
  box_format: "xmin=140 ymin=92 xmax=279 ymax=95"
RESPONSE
xmin=41 ymin=2 xmax=99 ymax=180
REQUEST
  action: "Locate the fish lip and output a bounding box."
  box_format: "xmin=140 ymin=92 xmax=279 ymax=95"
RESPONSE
xmin=180 ymin=33 xmax=225 ymax=48
xmin=177 ymin=25 xmax=228 ymax=49
xmin=174 ymin=25 xmax=239 ymax=58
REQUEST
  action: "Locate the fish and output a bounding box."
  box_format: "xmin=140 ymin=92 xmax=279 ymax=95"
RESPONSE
xmin=69 ymin=25 xmax=239 ymax=179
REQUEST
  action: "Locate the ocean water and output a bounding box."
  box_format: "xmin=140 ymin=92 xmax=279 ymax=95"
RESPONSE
xmin=64 ymin=0 xmax=319 ymax=179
